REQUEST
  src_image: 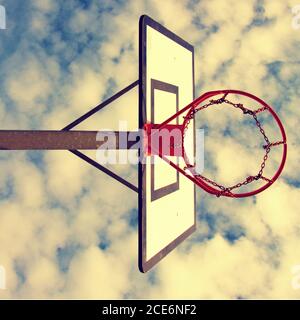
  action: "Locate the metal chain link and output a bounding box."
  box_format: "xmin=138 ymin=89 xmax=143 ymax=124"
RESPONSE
xmin=183 ymin=94 xmax=285 ymax=196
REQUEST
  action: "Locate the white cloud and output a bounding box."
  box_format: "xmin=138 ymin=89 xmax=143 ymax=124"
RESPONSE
xmin=64 ymin=244 xmax=133 ymax=299
xmin=6 ymin=58 xmax=51 ymax=111
xmin=146 ymin=235 xmax=271 ymax=299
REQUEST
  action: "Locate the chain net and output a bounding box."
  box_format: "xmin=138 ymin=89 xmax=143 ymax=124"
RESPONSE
xmin=183 ymin=93 xmax=285 ymax=197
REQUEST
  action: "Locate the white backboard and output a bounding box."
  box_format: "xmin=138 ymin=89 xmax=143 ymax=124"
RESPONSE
xmin=139 ymin=15 xmax=196 ymax=272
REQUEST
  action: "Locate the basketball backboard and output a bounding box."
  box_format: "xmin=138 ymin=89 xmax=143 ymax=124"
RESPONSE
xmin=139 ymin=15 xmax=196 ymax=273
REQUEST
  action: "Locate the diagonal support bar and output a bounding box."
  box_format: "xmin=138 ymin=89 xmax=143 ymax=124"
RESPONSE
xmin=70 ymin=149 xmax=138 ymax=193
xmin=62 ymin=80 xmax=140 ymax=192
xmin=61 ymin=80 xmax=140 ymax=192
xmin=62 ymin=80 xmax=139 ymax=131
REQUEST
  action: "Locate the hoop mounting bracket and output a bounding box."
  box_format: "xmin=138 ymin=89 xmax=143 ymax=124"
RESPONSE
xmin=144 ymin=123 xmax=184 ymax=157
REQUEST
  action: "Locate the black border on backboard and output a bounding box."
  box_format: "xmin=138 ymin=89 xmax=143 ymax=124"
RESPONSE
xmin=138 ymin=15 xmax=196 ymax=273
xmin=150 ymin=79 xmax=179 ymax=202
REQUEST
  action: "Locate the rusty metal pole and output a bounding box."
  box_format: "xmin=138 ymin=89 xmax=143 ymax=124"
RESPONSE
xmin=0 ymin=130 xmax=140 ymax=150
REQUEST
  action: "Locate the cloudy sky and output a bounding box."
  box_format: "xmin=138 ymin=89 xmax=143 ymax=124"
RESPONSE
xmin=0 ymin=0 xmax=299 ymax=299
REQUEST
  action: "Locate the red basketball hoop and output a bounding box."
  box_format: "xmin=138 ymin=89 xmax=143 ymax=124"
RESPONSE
xmin=145 ymin=89 xmax=287 ymax=198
